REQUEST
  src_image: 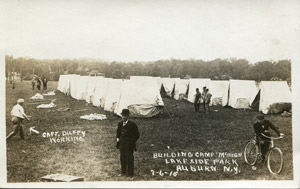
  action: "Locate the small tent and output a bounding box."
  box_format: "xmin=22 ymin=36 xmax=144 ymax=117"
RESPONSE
xmin=252 ymin=81 xmax=292 ymax=114
xmin=104 ymin=79 xmax=123 ymax=112
xmin=207 ymin=80 xmax=229 ymax=106
xmin=228 ymin=79 xmax=259 ymax=109
xmin=187 ymin=78 xmax=211 ymax=103
xmin=114 ymin=79 xmax=164 ymax=117
xmin=173 ymin=79 xmax=189 ymax=100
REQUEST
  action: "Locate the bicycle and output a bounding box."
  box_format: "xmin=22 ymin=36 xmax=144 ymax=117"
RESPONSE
xmin=244 ymin=133 xmax=284 ymax=174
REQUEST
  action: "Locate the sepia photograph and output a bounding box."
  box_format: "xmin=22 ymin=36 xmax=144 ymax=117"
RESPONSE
xmin=0 ymin=0 xmax=299 ymax=188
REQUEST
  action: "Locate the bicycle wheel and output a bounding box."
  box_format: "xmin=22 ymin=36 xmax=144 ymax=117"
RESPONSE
xmin=267 ymin=147 xmax=283 ymax=174
xmin=244 ymin=140 xmax=258 ymax=165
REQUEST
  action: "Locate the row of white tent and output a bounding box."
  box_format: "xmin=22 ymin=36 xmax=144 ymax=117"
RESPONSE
xmin=57 ymin=75 xmax=292 ymax=117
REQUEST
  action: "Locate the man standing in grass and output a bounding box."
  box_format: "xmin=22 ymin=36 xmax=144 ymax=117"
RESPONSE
xmin=194 ymin=88 xmax=201 ymax=112
xmin=116 ymin=109 xmax=140 ymax=178
xmin=6 ymin=99 xmax=31 ymax=140
xmin=201 ymin=86 xmax=207 ymax=111
xmin=204 ymin=88 xmax=212 ymax=114
xmin=31 ymin=77 xmax=36 ymax=90
xmin=42 ymin=77 xmax=48 ymax=90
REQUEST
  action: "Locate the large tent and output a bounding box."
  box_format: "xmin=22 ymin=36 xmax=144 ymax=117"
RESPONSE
xmin=252 ymin=81 xmax=292 ymax=114
xmin=207 ymin=80 xmax=229 ymax=106
xmin=187 ymin=78 xmax=211 ymax=103
xmin=114 ymin=79 xmax=164 ymax=117
xmin=161 ymin=78 xmax=179 ymax=97
xmin=104 ymin=79 xmax=123 ymax=112
xmin=91 ymin=78 xmax=111 ymax=107
xmin=173 ymin=79 xmax=189 ymax=100
xmin=228 ymin=79 xmax=259 ymax=109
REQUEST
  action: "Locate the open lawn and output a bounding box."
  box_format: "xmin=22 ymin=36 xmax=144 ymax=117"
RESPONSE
xmin=6 ymin=81 xmax=293 ymax=182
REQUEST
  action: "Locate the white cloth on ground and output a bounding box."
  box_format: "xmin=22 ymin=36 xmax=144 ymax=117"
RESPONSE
xmin=37 ymin=102 xmax=57 ymax=109
xmin=43 ymin=91 xmax=56 ymax=96
xmin=80 ymin=113 xmax=107 ymax=120
xmin=30 ymin=93 xmax=44 ymax=99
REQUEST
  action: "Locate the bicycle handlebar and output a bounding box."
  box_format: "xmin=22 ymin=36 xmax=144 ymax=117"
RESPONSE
xmin=260 ymin=133 xmax=284 ymax=140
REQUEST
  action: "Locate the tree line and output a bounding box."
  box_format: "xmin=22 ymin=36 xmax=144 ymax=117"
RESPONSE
xmin=5 ymin=55 xmax=291 ymax=82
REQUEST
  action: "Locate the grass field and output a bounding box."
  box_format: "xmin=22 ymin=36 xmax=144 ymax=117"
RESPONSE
xmin=6 ymin=81 xmax=293 ymax=182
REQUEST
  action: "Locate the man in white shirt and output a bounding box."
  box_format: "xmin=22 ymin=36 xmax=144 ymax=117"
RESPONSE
xmin=7 ymin=99 xmax=30 ymax=140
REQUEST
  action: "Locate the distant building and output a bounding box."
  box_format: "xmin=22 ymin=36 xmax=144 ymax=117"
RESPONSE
xmin=89 ymin=70 xmax=104 ymax=77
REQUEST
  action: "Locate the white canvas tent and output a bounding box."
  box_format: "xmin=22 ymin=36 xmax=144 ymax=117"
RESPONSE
xmin=104 ymin=79 xmax=123 ymax=112
xmin=114 ymin=79 xmax=164 ymax=117
xmin=69 ymin=75 xmax=81 ymax=99
xmin=57 ymin=74 xmax=76 ymax=95
xmin=207 ymin=80 xmax=229 ymax=106
xmin=85 ymin=76 xmax=98 ymax=103
xmin=130 ymin=76 xmax=162 ymax=92
xmin=228 ymin=79 xmax=259 ymax=109
xmin=91 ymin=78 xmax=111 ymax=107
xmin=173 ymin=79 xmax=189 ymax=100
xmin=187 ymin=78 xmax=211 ymax=103
xmin=77 ymin=76 xmax=90 ymax=100
xmin=253 ymin=81 xmax=292 ymax=114
xmin=161 ymin=78 xmax=179 ymax=97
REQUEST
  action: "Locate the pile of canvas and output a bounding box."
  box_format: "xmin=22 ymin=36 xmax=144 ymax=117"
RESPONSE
xmin=228 ymin=80 xmax=259 ymax=109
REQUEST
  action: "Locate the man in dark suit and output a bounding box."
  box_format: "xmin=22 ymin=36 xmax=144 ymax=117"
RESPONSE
xmin=116 ymin=109 xmax=140 ymax=177
xmin=194 ymin=88 xmax=201 ymax=112
xmin=253 ymin=114 xmax=284 ymax=160
xmin=42 ymin=77 xmax=48 ymax=90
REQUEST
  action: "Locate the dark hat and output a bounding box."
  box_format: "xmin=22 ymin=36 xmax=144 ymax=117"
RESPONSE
xmin=256 ymin=114 xmax=265 ymax=120
xmin=203 ymin=86 xmax=206 ymax=89
xmin=121 ymin=109 xmax=130 ymax=116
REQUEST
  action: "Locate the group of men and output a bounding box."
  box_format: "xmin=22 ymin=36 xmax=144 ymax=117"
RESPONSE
xmin=194 ymin=86 xmax=212 ymax=114
xmin=31 ymin=77 xmax=48 ymax=90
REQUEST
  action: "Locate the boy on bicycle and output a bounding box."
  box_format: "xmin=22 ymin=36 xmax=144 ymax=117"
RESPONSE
xmin=253 ymin=114 xmax=284 ymax=160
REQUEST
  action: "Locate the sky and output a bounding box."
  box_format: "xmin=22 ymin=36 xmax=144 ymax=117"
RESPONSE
xmin=1 ymin=0 xmax=300 ymax=63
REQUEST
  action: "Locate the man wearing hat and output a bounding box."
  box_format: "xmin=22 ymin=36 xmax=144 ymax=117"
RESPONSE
xmin=253 ymin=114 xmax=284 ymax=160
xmin=7 ymin=99 xmax=31 ymax=140
xmin=116 ymin=109 xmax=140 ymax=177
